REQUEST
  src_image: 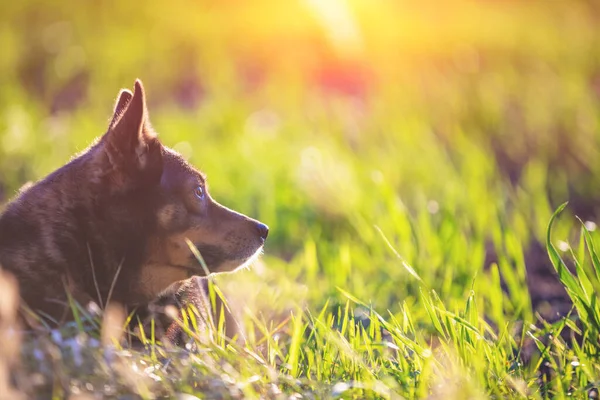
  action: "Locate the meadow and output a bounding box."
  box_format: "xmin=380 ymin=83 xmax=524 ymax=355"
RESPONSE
xmin=1 ymin=1 xmax=600 ymax=398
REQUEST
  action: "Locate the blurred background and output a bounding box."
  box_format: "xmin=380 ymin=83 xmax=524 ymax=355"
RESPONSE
xmin=1 ymin=1 xmax=599 ymax=325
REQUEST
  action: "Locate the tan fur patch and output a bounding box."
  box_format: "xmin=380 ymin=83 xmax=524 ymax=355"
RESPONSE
xmin=157 ymin=205 xmax=177 ymax=229
xmin=138 ymin=263 xmax=188 ymax=300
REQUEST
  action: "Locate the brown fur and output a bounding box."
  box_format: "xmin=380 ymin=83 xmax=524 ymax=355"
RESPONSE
xmin=0 ymin=80 xmax=267 ymax=340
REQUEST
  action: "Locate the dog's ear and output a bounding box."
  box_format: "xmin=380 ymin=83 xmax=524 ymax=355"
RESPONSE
xmin=108 ymin=89 xmax=133 ymax=129
xmin=103 ymin=80 xmax=163 ymax=187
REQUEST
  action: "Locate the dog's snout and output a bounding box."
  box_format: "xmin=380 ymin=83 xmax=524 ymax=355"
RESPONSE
xmin=256 ymin=222 xmax=269 ymax=241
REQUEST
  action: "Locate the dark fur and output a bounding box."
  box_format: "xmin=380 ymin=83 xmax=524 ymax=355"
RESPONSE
xmin=141 ymin=276 xmax=241 ymax=346
xmin=0 ymin=80 xmax=267 ymax=341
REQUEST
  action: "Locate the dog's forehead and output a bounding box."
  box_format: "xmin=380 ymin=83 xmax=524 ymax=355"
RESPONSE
xmin=161 ymin=147 xmax=206 ymax=188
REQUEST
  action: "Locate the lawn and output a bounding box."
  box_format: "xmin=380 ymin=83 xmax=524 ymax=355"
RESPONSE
xmin=1 ymin=1 xmax=600 ymax=398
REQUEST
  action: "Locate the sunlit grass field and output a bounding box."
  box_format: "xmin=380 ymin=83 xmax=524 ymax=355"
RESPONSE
xmin=1 ymin=1 xmax=600 ymax=398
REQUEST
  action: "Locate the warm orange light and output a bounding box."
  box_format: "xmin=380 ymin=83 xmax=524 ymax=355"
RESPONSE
xmin=303 ymin=0 xmax=364 ymax=58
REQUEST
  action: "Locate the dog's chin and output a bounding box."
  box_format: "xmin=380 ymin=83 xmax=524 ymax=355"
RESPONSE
xmin=214 ymin=246 xmax=264 ymax=274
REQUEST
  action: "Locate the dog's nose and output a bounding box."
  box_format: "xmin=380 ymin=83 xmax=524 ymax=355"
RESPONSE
xmin=256 ymin=222 xmax=269 ymax=240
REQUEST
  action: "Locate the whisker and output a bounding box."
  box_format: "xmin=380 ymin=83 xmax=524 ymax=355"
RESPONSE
xmin=87 ymin=243 xmax=104 ymax=309
xmin=105 ymin=258 xmax=124 ymax=308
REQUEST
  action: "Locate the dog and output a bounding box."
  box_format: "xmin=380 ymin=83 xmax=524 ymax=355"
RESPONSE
xmin=0 ymin=79 xmax=268 ymax=342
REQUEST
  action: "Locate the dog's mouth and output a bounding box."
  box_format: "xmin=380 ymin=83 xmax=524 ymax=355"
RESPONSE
xmin=169 ymin=243 xmax=264 ymax=276
xmin=220 ymin=246 xmax=264 ymax=273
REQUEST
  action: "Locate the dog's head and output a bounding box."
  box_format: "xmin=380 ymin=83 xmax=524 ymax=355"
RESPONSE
xmin=98 ymin=80 xmax=268 ymax=300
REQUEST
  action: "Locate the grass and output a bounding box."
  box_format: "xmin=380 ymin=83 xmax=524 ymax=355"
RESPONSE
xmin=1 ymin=1 xmax=600 ymax=398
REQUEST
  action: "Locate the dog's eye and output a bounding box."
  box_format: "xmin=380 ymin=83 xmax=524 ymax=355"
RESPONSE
xmin=194 ymin=186 xmax=205 ymax=200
